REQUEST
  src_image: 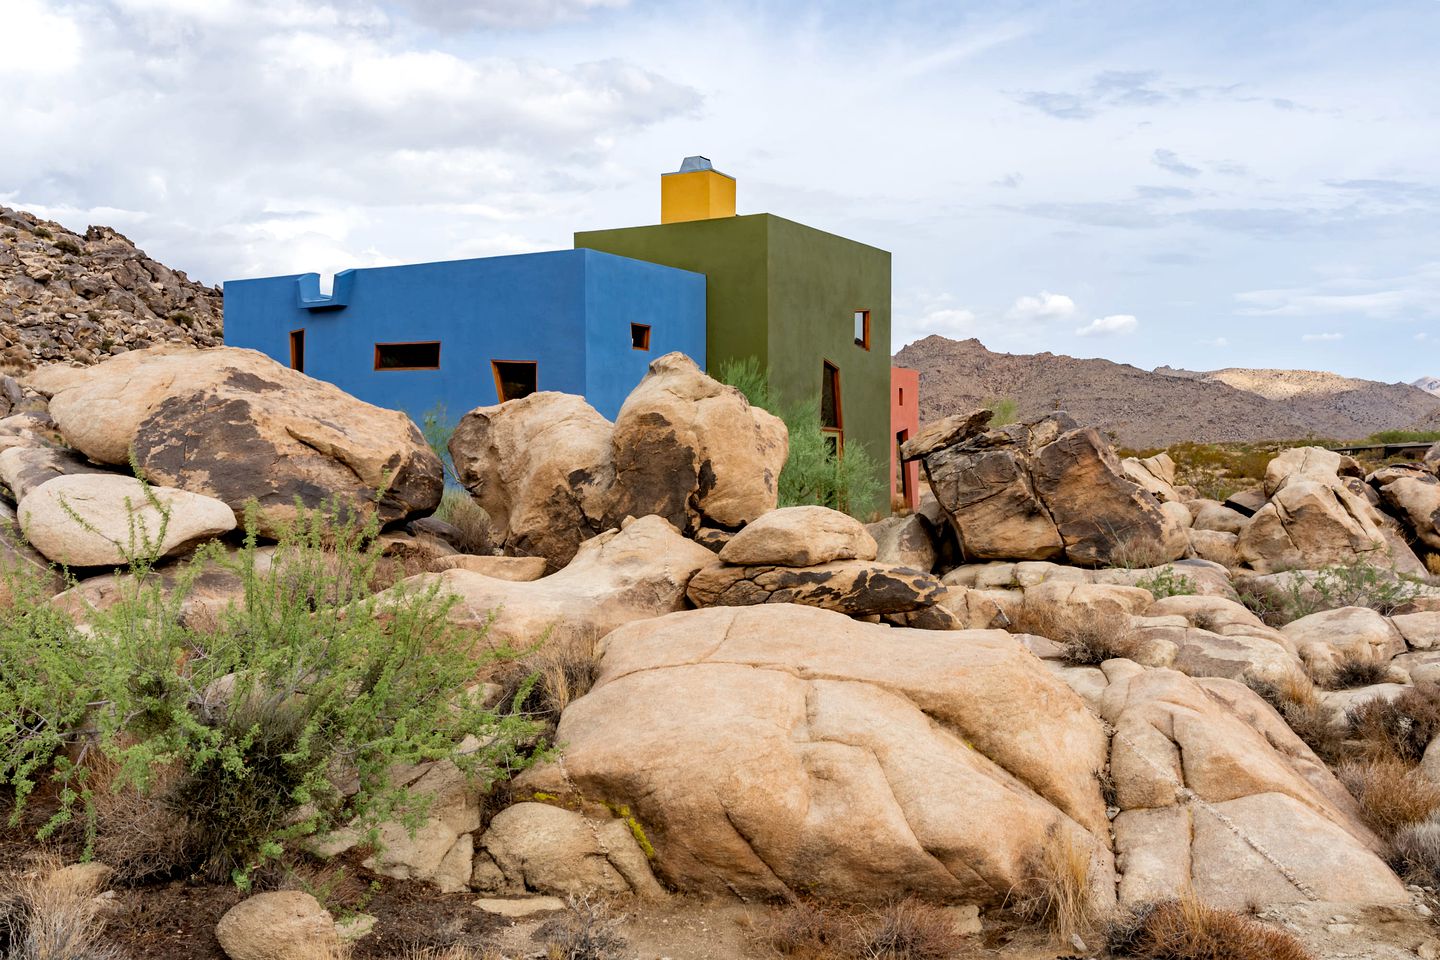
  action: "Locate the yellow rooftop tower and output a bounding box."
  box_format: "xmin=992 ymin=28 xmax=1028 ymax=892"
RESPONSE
xmin=661 ymin=156 xmax=736 ymax=224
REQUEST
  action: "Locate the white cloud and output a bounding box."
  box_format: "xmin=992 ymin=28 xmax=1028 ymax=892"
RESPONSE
xmin=0 ymin=0 xmax=83 ymax=75
xmin=1006 ymin=291 xmax=1076 ymax=323
xmin=1076 ymin=314 xmax=1138 ymax=336
xmin=1200 ymin=336 xmax=1229 ymax=347
xmin=379 ymin=0 xmax=629 ymax=29
xmin=1418 ymin=332 xmax=1430 ymax=342
xmin=1301 ymin=332 xmax=1343 ymax=342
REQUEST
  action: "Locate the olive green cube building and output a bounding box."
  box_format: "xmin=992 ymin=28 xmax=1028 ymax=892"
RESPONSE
xmin=576 ymin=197 xmax=892 ymax=512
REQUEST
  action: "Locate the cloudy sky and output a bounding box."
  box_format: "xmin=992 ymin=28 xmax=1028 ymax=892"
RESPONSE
xmin=3 ymin=0 xmax=1438 ymax=381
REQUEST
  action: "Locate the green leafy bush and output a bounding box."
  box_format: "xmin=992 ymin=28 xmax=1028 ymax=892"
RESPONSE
xmin=718 ymin=357 xmax=883 ymax=518
xmin=1 ymin=497 xmax=544 ymax=886
xmin=1135 ymin=566 xmax=1196 ymax=600
xmin=1239 ymin=558 xmax=1426 ymax=627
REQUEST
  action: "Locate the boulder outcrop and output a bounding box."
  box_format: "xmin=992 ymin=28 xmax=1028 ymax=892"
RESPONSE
xmin=911 ymin=412 xmax=1187 ymax=568
xmin=29 ymin=346 xmax=443 ymax=536
xmin=450 ymin=353 xmax=785 ymax=571
xmin=718 ymin=505 xmax=877 ymax=567
xmin=687 ymin=559 xmax=945 ymax=616
xmin=520 ymin=604 xmax=1114 ymax=906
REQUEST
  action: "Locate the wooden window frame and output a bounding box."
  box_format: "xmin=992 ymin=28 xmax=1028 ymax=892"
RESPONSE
xmin=289 ymin=329 xmax=305 ymax=372
xmin=630 ymin=323 xmax=652 ymax=351
xmin=821 ymin=359 xmax=844 ymax=455
xmin=853 ymin=310 xmax=871 ymax=350
xmin=374 ymin=340 xmax=442 ymax=371
xmin=491 ymin=359 xmax=538 ymax=403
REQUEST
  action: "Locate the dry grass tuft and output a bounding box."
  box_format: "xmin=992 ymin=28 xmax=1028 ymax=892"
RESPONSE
xmin=394 ymin=947 xmax=501 ymax=960
xmin=1427 ymin=554 xmax=1440 ymax=578
xmin=1337 ymin=758 xmax=1440 ymax=840
xmin=539 ymin=896 xmax=627 ymax=960
xmin=1246 ymin=671 xmax=1342 ymax=763
xmin=753 ymin=899 xmax=969 ymax=960
xmin=1322 ymin=650 xmax=1396 ymax=690
xmin=1106 ymin=894 xmax=1313 ymax=960
xmin=492 ymin=632 xmax=599 ymax=729
xmin=1346 ymin=683 xmax=1440 ymax=764
xmin=434 ymin=490 xmax=493 ymax=555
xmin=1010 ymin=823 xmax=1101 ymax=945
xmin=1392 ymin=818 xmax=1440 ymax=885
xmin=1016 ymin=604 xmax=1140 ymax=666
xmin=0 ymin=856 xmax=124 ymax=960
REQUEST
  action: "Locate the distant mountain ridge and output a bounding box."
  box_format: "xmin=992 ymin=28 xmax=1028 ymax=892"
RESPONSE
xmin=893 ymin=336 xmax=1440 ymax=449
xmin=1414 ymin=375 xmax=1440 ymax=397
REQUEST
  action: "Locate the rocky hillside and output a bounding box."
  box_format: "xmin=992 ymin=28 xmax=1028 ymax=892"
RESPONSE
xmin=895 ymin=335 xmax=1440 ymax=448
xmin=0 ymin=205 xmax=221 ymax=369
xmin=1415 ymin=375 xmax=1440 ymax=396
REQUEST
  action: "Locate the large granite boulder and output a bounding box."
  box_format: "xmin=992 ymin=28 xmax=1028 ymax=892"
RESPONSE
xmin=450 ymin=354 xmax=786 ymax=571
xmin=608 ymin=352 xmax=787 ymax=531
xmin=520 ymin=605 xmax=1114 ymax=906
xmin=0 ymin=445 xmax=111 ymax=503
xmin=29 ymin=346 xmax=443 ymax=537
xmin=0 ymin=502 xmax=62 ymax=604
xmin=687 ymin=560 xmax=945 ymax=616
xmin=18 ymin=474 xmax=236 ymax=567
xmin=1238 ymin=446 xmax=1425 ymax=575
xmin=866 ymin=513 xmax=939 ymax=573
xmin=719 ymin=505 xmax=877 ymax=567
xmin=1377 ymin=475 xmax=1440 ymax=552
xmin=409 ymin=515 xmax=715 ymax=649
xmin=912 ymin=412 xmax=1186 ymax=567
xmin=1103 ymin=668 xmax=1405 ymax=909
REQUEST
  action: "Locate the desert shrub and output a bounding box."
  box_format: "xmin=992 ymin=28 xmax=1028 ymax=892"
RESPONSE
xmin=1009 ymin=823 xmax=1100 ymax=944
xmin=434 ymin=488 xmax=493 ymax=555
xmin=1367 ymin=430 xmax=1440 ymax=445
xmin=1017 ymin=604 xmax=1139 ymax=666
xmin=1135 ymin=566 xmax=1196 ymax=600
xmin=718 ymin=357 xmax=883 ymax=519
xmin=1245 ymin=673 xmax=1341 ymax=763
xmin=1105 ymin=895 xmax=1313 ymax=960
xmin=1427 ymin=554 xmax=1440 ymax=578
xmin=30 ymin=226 xmax=53 ymax=240
xmin=53 ymin=237 xmax=82 ymax=257
xmin=754 ymin=899 xmax=966 ymax=960
xmin=1337 ymin=759 xmax=1440 ymax=840
xmin=1238 ymin=561 xmax=1426 ymax=628
xmin=1322 ymin=650 xmax=1396 ymax=690
xmin=1 ymin=497 xmax=546 ymax=886
xmin=1345 ymin=683 xmax=1440 ymax=765
xmin=417 ymin=403 xmax=460 ymax=484
xmin=0 ymin=857 xmax=124 ymax=960
xmin=1392 ymin=817 xmax=1440 ymax=885
xmin=984 ymin=397 xmax=1018 ymax=428
xmin=538 ymin=896 xmax=627 ymax=960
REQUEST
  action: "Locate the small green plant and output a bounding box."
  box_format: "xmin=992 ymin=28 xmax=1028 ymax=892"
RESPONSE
xmin=1 ymin=494 xmax=546 ymax=886
xmin=1239 ymin=559 xmax=1427 ymax=627
xmin=718 ymin=357 xmax=883 ymax=518
xmin=415 ymin=403 xmax=459 ymax=485
xmin=53 ymin=236 xmax=82 ymax=256
xmin=30 ymin=225 xmax=53 ymax=240
xmin=984 ymin=397 xmax=1018 ymax=427
xmin=1135 ymin=566 xmax=1196 ymax=600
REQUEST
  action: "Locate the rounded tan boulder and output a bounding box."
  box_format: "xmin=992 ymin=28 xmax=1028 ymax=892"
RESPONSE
xmin=719 ymin=505 xmax=877 ymax=567
xmin=19 ymin=474 xmax=236 ymax=567
xmin=518 ymin=605 xmax=1113 ymax=907
xmin=32 ymin=346 xmax=443 ymax=537
xmin=215 ymin=891 xmax=338 ymax=960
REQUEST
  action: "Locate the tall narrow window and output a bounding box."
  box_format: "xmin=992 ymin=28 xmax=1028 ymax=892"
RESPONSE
xmin=375 ymin=341 xmax=441 ymax=370
xmin=853 ymin=310 xmax=871 ymax=350
xmin=289 ymin=329 xmax=305 ymax=372
xmin=896 ymin=429 xmax=911 ymax=501
xmin=492 ymin=360 xmax=538 ymax=402
xmin=898 ymin=386 xmax=904 ymax=406
xmin=631 ymin=323 xmax=651 ymax=351
xmin=821 ymin=360 xmax=843 ymax=458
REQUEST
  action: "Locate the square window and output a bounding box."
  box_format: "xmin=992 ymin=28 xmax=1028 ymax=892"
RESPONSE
xmin=374 ymin=341 xmax=440 ymax=370
xmin=492 ymin=360 xmax=538 ymax=402
xmin=631 ymin=323 xmax=652 ymax=351
xmin=853 ymin=310 xmax=870 ymax=349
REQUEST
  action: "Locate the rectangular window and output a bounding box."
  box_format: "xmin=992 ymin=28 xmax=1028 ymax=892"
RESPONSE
xmin=896 ymin=429 xmax=910 ymax=500
xmin=854 ymin=310 xmax=870 ymax=350
xmin=631 ymin=323 xmax=652 ymax=351
xmin=289 ymin=329 xmax=305 ymax=372
xmin=898 ymin=386 xmax=904 ymax=406
xmin=492 ymin=360 xmax=538 ymax=403
xmin=374 ymin=341 xmax=440 ymax=370
xmin=821 ymin=360 xmax=843 ymax=458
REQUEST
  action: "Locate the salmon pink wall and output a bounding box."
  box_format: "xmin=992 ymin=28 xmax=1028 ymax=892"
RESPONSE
xmin=890 ymin=366 xmax=920 ymax=512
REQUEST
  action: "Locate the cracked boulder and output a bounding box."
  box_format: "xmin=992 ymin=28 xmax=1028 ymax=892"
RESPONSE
xmin=450 ymin=353 xmax=786 ymax=571
xmin=687 ymin=559 xmax=945 ymax=616
xmin=1101 ymin=668 xmax=1405 ymax=909
xmin=473 ymin=802 xmax=665 ymax=899
xmin=913 ymin=412 xmax=1186 ymax=567
xmin=719 ymin=505 xmax=877 ymax=567
xmin=519 ymin=604 xmax=1115 ymax=906
xmin=29 ymin=346 xmax=443 ymax=537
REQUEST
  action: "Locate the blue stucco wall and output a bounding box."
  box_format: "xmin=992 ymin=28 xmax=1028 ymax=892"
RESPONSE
xmin=223 ymin=249 xmax=705 ymax=425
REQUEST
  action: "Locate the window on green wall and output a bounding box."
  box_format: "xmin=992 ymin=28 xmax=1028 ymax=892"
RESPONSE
xmin=853 ymin=310 xmax=870 ymax=350
xmin=821 ymin=360 xmax=843 ymax=458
